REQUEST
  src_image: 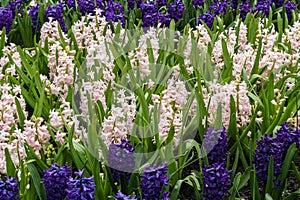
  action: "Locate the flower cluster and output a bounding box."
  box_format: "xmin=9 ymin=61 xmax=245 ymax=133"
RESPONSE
xmin=29 ymin=4 xmax=40 ymax=33
xmin=0 ymin=176 xmax=19 ymax=200
xmin=108 ymin=139 xmax=135 ymax=183
xmin=203 ymin=127 xmax=228 ymax=165
xmin=168 ymin=0 xmax=185 ymax=21
xmin=140 ymin=164 xmax=169 ymax=200
xmin=101 ymin=89 xmax=136 ymax=147
xmin=203 ymin=79 xmax=251 ymax=128
xmin=42 ymin=164 xmax=72 ymax=200
xmin=67 ymin=170 xmax=95 ymax=200
xmin=43 ymin=164 xmax=95 ymax=200
xmin=254 ymin=123 xmax=300 ymax=184
xmin=78 ymin=0 xmax=96 ymax=15
xmin=152 ymin=77 xmax=190 ymax=146
xmin=104 ymin=0 xmax=125 ymax=26
xmin=198 ymin=12 xmax=215 ymax=28
xmin=203 ymin=163 xmax=231 ymax=200
xmin=45 ymin=4 xmax=67 ymax=33
xmin=0 ymin=7 xmax=13 ymax=33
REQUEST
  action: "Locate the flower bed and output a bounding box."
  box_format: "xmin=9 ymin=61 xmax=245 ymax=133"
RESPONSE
xmin=0 ymin=0 xmax=300 ymax=200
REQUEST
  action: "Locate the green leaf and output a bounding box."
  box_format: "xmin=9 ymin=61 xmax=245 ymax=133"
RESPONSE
xmin=27 ymin=163 xmax=46 ymax=200
xmin=5 ymin=148 xmax=16 ymax=178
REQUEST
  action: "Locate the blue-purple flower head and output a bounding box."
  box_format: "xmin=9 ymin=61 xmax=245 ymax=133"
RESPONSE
xmin=203 ymin=127 xmax=228 ymax=165
xmin=239 ymin=1 xmax=252 ymax=20
xmin=66 ymin=170 xmax=95 ymax=200
xmin=168 ymin=0 xmax=185 ymax=21
xmin=273 ymin=0 xmax=285 ymax=8
xmin=64 ymin=0 xmax=76 ymax=10
xmin=115 ymin=191 xmax=137 ymax=200
xmin=140 ymin=163 xmax=169 ymax=200
xmin=254 ymin=123 xmax=299 ymax=184
xmin=42 ymin=163 xmax=71 ymax=200
xmin=284 ymin=1 xmax=297 ymax=21
xmin=198 ymin=12 xmax=215 ymax=29
xmin=8 ymin=0 xmax=22 ymax=18
xmin=104 ymin=0 xmax=125 ymax=27
xmin=159 ymin=13 xmax=171 ymax=27
xmin=210 ymin=1 xmax=229 ymax=15
xmin=78 ymin=0 xmax=96 ymax=15
xmin=203 ymin=163 xmax=231 ymax=200
xmin=108 ymin=139 xmax=135 ymax=182
xmin=29 ymin=4 xmax=40 ymax=33
xmin=157 ymin=0 xmax=168 ymax=8
xmin=0 ymin=176 xmax=19 ymax=200
xmin=45 ymin=4 xmax=67 ymax=33
xmin=255 ymin=0 xmax=272 ymax=17
xmin=192 ymin=0 xmax=204 ymax=8
xmin=0 ymin=7 xmax=13 ymax=33
xmin=140 ymin=1 xmax=160 ymax=27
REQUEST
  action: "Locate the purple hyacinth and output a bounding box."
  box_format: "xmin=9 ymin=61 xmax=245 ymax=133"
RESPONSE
xmin=203 ymin=163 xmax=231 ymax=200
xmin=8 ymin=0 xmax=22 ymax=18
xmin=159 ymin=13 xmax=172 ymax=26
xmin=284 ymin=1 xmax=297 ymax=21
xmin=104 ymin=0 xmax=125 ymax=26
xmin=255 ymin=0 xmax=272 ymax=17
xmin=273 ymin=0 xmax=285 ymax=8
xmin=115 ymin=191 xmax=137 ymax=200
xmin=108 ymin=139 xmax=135 ymax=183
xmin=198 ymin=12 xmax=215 ymax=29
xmin=64 ymin=0 xmax=76 ymax=9
xmin=42 ymin=163 xmax=71 ymax=200
xmin=157 ymin=0 xmax=168 ymax=8
xmin=254 ymin=123 xmax=299 ymax=184
xmin=29 ymin=4 xmax=40 ymax=33
xmin=192 ymin=0 xmax=204 ymax=8
xmin=239 ymin=1 xmax=252 ymax=20
xmin=210 ymin=1 xmax=229 ymax=15
xmin=168 ymin=0 xmax=185 ymax=21
xmin=140 ymin=163 xmax=169 ymax=200
xmin=66 ymin=170 xmax=95 ymax=200
xmin=276 ymin=122 xmax=300 ymax=152
xmin=0 ymin=177 xmax=19 ymax=200
xmin=203 ymin=127 xmax=228 ymax=165
xmin=0 ymin=7 xmax=13 ymax=33
xmin=78 ymin=0 xmax=96 ymax=15
xmin=45 ymin=4 xmax=67 ymax=33
xmin=140 ymin=1 xmax=159 ymax=27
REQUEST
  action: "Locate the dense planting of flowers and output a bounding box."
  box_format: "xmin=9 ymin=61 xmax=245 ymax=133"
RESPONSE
xmin=0 ymin=0 xmax=299 ymax=200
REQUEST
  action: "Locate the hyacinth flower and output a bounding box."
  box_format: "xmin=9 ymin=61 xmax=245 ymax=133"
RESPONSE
xmin=198 ymin=12 xmax=216 ymax=29
xmin=104 ymin=0 xmax=125 ymax=27
xmin=284 ymin=1 xmax=297 ymax=22
xmin=210 ymin=1 xmax=229 ymax=15
xmin=239 ymin=1 xmax=252 ymax=20
xmin=140 ymin=163 xmax=169 ymax=200
xmin=0 ymin=176 xmax=19 ymax=200
xmin=202 ymin=127 xmax=228 ymax=165
xmin=29 ymin=4 xmax=40 ymax=33
xmin=66 ymin=169 xmax=95 ymax=200
xmin=78 ymin=0 xmax=96 ymax=15
xmin=8 ymin=0 xmax=22 ymax=18
xmin=273 ymin=0 xmax=285 ymax=8
xmin=42 ymin=163 xmax=72 ymax=200
xmin=168 ymin=0 xmax=185 ymax=21
xmin=115 ymin=191 xmax=137 ymax=200
xmin=192 ymin=0 xmax=204 ymax=8
xmin=254 ymin=122 xmax=300 ymax=184
xmin=255 ymin=0 xmax=272 ymax=17
xmin=0 ymin=7 xmax=13 ymax=33
xmin=108 ymin=139 xmax=135 ymax=184
xmin=140 ymin=1 xmax=159 ymax=27
xmin=45 ymin=4 xmax=67 ymax=33
xmin=203 ymin=163 xmax=231 ymax=200
xmin=64 ymin=0 xmax=76 ymax=10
